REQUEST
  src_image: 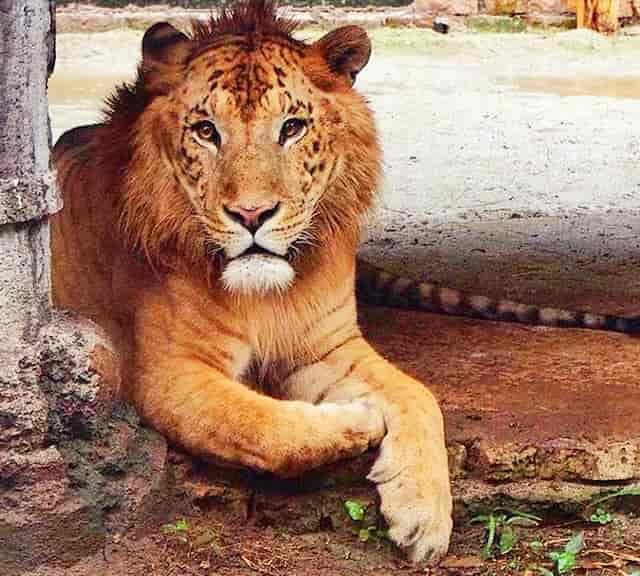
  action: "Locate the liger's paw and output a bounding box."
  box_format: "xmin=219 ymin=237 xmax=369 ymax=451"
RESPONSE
xmin=368 ymin=433 xmax=453 ymax=564
xmin=316 ymin=400 xmax=385 ymax=453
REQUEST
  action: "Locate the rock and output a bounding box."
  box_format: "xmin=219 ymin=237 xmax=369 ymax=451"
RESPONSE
xmin=171 ymin=450 xmax=251 ymax=518
xmin=527 ymin=0 xmax=570 ymax=13
xmin=0 ymin=446 xmax=65 ymax=489
xmin=467 ymin=440 xmax=538 ymax=481
xmin=0 ymin=373 xmax=49 ymax=452
xmin=448 ymin=442 xmax=468 ymax=479
xmin=453 ymin=478 xmax=638 ymax=517
xmin=0 ymin=316 xmax=168 ymax=574
xmin=538 ymin=440 xmax=639 ymax=482
xmin=413 ymin=0 xmax=478 ymax=16
xmin=36 ymin=315 xmax=119 ymax=444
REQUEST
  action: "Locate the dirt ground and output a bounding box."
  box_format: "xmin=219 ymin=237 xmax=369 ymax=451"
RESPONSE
xmin=30 ymin=474 xmax=640 ymax=576
xmin=41 ymin=20 xmax=640 ymax=576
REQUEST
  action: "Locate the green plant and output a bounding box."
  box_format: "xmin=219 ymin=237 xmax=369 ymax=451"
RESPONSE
xmin=582 ymin=486 xmax=640 ymax=524
xmin=537 ymin=531 xmax=584 ymax=575
xmin=589 ymin=506 xmax=612 ymax=525
xmin=471 ymin=508 xmax=541 ymax=559
xmin=162 ymin=518 xmax=191 ymax=544
xmin=343 ymin=500 xmax=387 ymax=544
xmin=344 ymin=500 xmax=366 ymax=522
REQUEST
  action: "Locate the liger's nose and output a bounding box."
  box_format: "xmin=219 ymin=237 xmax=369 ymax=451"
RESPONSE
xmin=223 ymin=202 xmax=280 ymax=233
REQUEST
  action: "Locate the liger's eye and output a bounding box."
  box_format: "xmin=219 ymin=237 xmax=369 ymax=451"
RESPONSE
xmin=192 ymin=120 xmax=221 ymax=147
xmin=279 ymin=118 xmax=307 ymax=146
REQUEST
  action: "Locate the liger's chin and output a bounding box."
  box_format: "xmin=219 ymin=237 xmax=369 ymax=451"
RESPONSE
xmin=221 ymin=253 xmax=295 ymax=295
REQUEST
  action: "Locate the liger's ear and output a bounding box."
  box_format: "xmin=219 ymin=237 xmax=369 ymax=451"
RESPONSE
xmin=312 ymin=26 xmax=371 ymax=84
xmin=142 ymin=22 xmax=191 ymax=67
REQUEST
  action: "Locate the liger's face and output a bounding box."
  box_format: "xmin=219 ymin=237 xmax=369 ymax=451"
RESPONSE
xmin=128 ymin=22 xmax=380 ymax=294
xmin=162 ymin=40 xmax=348 ymax=294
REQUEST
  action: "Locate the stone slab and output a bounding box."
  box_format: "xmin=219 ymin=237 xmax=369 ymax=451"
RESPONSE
xmin=359 ymin=211 xmax=640 ymax=485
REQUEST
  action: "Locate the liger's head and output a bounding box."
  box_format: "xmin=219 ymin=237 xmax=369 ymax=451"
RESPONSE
xmin=111 ymin=0 xmax=381 ymax=295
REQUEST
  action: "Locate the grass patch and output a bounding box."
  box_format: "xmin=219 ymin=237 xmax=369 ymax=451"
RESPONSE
xmin=466 ymin=15 xmax=528 ymax=33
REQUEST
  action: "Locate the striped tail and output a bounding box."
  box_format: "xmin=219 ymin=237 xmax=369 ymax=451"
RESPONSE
xmin=356 ymin=260 xmax=640 ymax=334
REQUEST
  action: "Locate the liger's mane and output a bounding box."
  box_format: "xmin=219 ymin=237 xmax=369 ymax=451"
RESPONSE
xmin=98 ymin=0 xmax=380 ymax=278
xmin=105 ymin=0 xmax=302 ymax=125
xmin=191 ymin=0 xmax=302 ymax=48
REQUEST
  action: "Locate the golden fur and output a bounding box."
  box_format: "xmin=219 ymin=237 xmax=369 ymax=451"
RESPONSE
xmin=51 ymin=0 xmax=452 ymax=563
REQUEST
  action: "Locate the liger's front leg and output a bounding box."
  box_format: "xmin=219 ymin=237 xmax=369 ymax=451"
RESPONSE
xmin=286 ymin=335 xmax=452 ymax=563
xmin=131 ymin=280 xmax=385 ymax=478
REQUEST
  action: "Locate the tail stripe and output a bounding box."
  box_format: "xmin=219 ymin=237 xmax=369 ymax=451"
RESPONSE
xmin=356 ymin=260 xmax=640 ymax=334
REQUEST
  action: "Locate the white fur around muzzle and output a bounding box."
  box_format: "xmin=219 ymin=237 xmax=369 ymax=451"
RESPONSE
xmin=221 ymin=254 xmax=295 ymax=295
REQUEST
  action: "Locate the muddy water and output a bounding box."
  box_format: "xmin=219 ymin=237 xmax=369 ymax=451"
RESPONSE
xmin=506 ymin=75 xmax=640 ymax=99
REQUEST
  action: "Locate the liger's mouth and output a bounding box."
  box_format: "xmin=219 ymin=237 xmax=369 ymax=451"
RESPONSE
xmin=238 ymin=244 xmax=278 ymax=258
xmin=230 ymin=243 xmax=295 ymax=262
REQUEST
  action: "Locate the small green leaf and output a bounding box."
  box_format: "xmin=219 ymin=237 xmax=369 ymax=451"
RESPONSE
xmin=358 ymin=526 xmax=378 ymax=542
xmin=499 ymin=526 xmax=517 ymax=555
xmin=162 ymin=518 xmax=190 ymax=535
xmin=555 ymin=552 xmax=576 ymax=574
xmin=589 ymin=507 xmax=612 ymax=525
xmin=483 ymin=513 xmax=497 ymax=560
xmin=471 ymin=514 xmax=489 ymax=524
xmin=344 ymin=500 xmax=366 ymax=522
xmin=537 ymin=567 xmax=555 ymax=576
xmin=564 ymin=531 xmax=584 ymax=555
xmin=174 ymin=519 xmax=190 ymax=532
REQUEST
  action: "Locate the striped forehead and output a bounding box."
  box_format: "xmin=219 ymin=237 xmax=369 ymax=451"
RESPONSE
xmin=183 ymin=40 xmax=309 ymax=119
